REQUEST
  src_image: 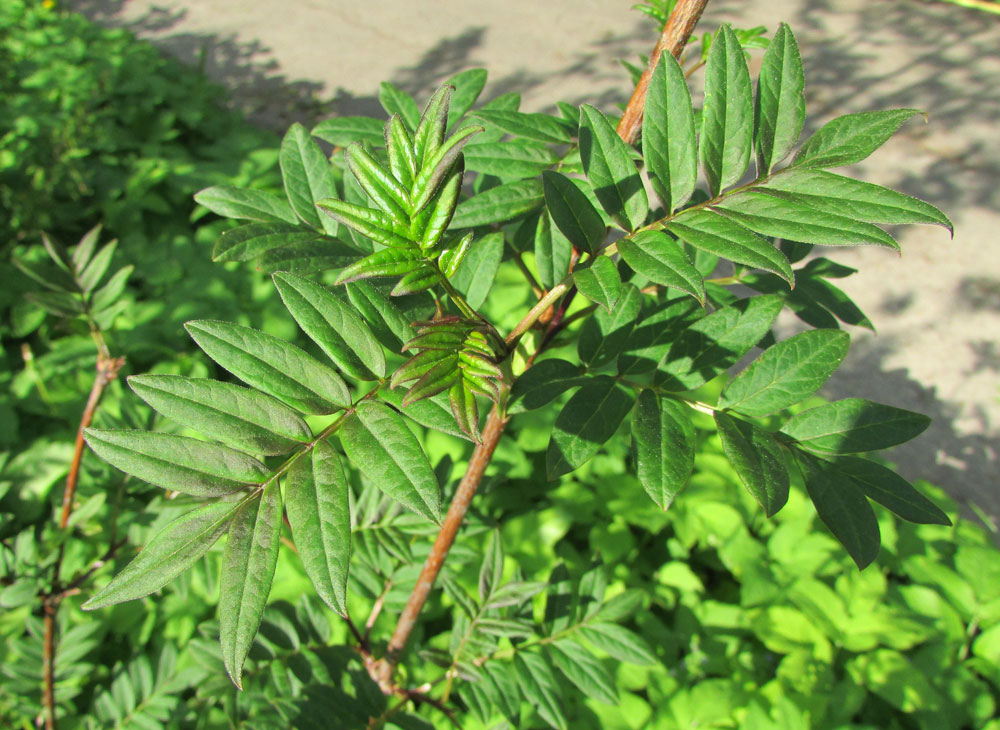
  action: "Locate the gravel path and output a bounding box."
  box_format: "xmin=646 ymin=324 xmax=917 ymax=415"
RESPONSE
xmin=69 ymin=0 xmax=999 ymax=523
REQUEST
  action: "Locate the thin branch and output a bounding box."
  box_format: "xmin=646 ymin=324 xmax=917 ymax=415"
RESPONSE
xmin=616 ymin=0 xmax=710 ymax=145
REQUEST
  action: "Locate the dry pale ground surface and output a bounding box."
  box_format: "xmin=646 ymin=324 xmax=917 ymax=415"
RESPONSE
xmin=70 ymin=0 xmax=1000 ymax=523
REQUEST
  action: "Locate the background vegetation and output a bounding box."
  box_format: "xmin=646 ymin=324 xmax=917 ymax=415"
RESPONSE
xmin=1 ymin=2 xmax=998 ymax=729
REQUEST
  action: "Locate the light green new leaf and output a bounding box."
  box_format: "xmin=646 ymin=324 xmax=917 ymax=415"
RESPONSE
xmin=379 ymin=82 xmax=420 ymax=130
xmin=657 ymin=294 xmax=784 ymax=391
xmin=273 ymin=272 xmax=386 ymax=380
xmin=755 ymin=23 xmax=806 ymax=173
xmin=83 ymin=501 xmax=239 ymax=610
xmin=285 ymin=440 xmax=352 ymax=615
xmin=801 ymin=456 xmax=881 ymax=569
xmin=578 ymin=283 xmax=642 ymax=368
xmin=701 ymin=25 xmax=753 ymax=196
xmin=714 ymin=192 xmax=900 ymax=249
xmin=720 ymin=329 xmax=849 ymax=417
xmin=344 ymin=280 xmax=418 ymax=351
xmin=781 ymin=398 xmax=930 ymax=453
xmin=543 ymin=171 xmax=606 ymax=254
xmin=464 ymin=140 xmax=557 ymax=179
xmin=84 ymin=430 xmax=268 ymax=498
xmin=220 ymin=481 xmax=281 ymax=688
xmin=643 ymin=51 xmax=697 ymax=213
xmin=315 ymin=198 xmax=415 ymax=249
xmin=470 ymin=109 xmax=573 ymax=144
xmin=548 ymin=641 xmax=618 ymax=706
xmin=630 ymin=391 xmax=696 ymax=510
xmin=186 ymin=320 xmax=350 ymax=414
xmin=312 ymin=116 xmax=385 ymax=147
xmin=345 ymin=143 xmax=412 ymax=224
xmin=578 ymin=623 xmax=656 ymax=665
xmin=760 ymin=169 xmax=952 ymax=233
xmin=619 ymin=230 xmax=705 ymax=303
xmin=579 ymin=104 xmax=648 ymax=231
xmin=514 ymin=651 xmax=568 ymax=730
xmin=534 ymin=212 xmax=573 ymax=290
xmin=410 ymin=124 xmax=483 ymax=213
xmin=667 ymin=210 xmax=794 ymax=285
xmin=793 ymin=108 xmax=922 ymax=169
xmin=339 ymin=401 xmax=441 ymax=523
xmin=334 ymin=247 xmax=422 ymax=285
xmin=451 ymin=232 xmax=503 ymax=308
xmin=445 ymin=68 xmax=488 ymax=129
xmin=128 ymin=375 xmax=312 ymax=456
xmin=547 ymin=376 xmax=635 ymax=479
xmin=573 ymin=256 xmax=622 ymax=313
xmin=279 ymin=123 xmax=339 ymax=234
xmin=715 ymin=411 xmax=790 ymax=516
xmin=194 ymin=186 xmax=298 ymax=224
xmin=379 ymin=385 xmax=473 ymax=441
xmin=827 ymin=456 xmax=950 ymax=525
xmin=451 ymin=179 xmax=544 ymax=229
xmin=384 ymin=114 xmax=417 ymax=188
xmin=212 ymin=223 xmax=324 ymax=263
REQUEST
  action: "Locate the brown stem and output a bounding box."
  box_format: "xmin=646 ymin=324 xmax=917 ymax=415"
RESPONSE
xmin=616 ymin=0 xmax=710 ymax=145
xmin=43 ymin=353 xmax=125 ymax=730
xmin=368 ymin=0 xmax=708 ymax=695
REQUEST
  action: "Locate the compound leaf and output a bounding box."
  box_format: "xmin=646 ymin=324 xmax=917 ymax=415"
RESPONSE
xmin=630 ymin=391 xmax=696 ymax=510
xmin=618 ymin=231 xmax=705 ymax=303
xmin=793 ymin=108 xmax=921 ymax=169
xmin=547 ymin=376 xmax=635 ymax=479
xmin=755 ymin=23 xmax=806 ymax=173
xmin=701 ymin=25 xmax=753 ymax=195
xmin=643 ymin=51 xmax=697 ymax=213
xmin=574 ymin=256 xmax=622 ymax=313
xmin=279 ymin=123 xmax=339 ymax=234
xmin=579 ymin=104 xmax=648 ymax=231
xmin=715 ymin=411 xmax=789 ymax=516
xmin=781 ymin=398 xmax=930 ymax=453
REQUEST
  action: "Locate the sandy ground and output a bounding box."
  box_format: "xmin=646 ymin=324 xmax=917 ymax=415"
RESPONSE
xmin=68 ymin=0 xmax=999 ymax=523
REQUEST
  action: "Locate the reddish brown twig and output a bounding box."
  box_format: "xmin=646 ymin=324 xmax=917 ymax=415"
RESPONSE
xmin=364 ymin=0 xmax=708 ymax=698
xmin=616 ymin=0 xmax=710 ymax=145
xmin=43 ymin=353 xmax=125 ymax=730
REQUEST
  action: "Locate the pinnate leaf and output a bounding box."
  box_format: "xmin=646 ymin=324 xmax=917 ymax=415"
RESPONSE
xmin=514 ymin=651 xmax=568 ymax=730
xmin=573 ymin=256 xmax=622 ymax=313
xmin=715 ymin=412 xmax=790 ymax=516
xmin=548 ymin=641 xmax=618 ymax=706
xmin=212 ymin=223 xmax=325 ymax=264
xmin=194 ymin=186 xmax=297 ymax=225
xmin=701 ymin=25 xmax=753 ymax=195
xmin=83 ymin=501 xmax=239 ymax=609
xmin=470 ymin=109 xmax=573 ymax=144
xmin=579 ymin=104 xmax=648 ymax=231
xmin=823 ymin=456 xmax=950 ymax=526
xmin=793 ymin=108 xmax=921 ymax=169
xmin=220 ymin=481 xmax=282 ymax=688
xmin=720 ymin=329 xmax=849 ymax=417
xmin=630 ymin=391 xmax=696 ymax=510
xmin=801 ymin=455 xmax=881 ymax=569
xmin=451 ymin=232 xmax=503 ymax=309
xmin=618 ymin=231 xmax=705 ymax=303
xmin=84 ymin=429 xmax=267 ymax=498
xmin=285 ymin=440 xmax=352 ymax=615
xmin=451 ymin=179 xmax=544 ymax=229
xmin=547 ymin=376 xmax=635 ymax=479
xmin=781 ymin=398 xmax=930 ymax=453
xmin=578 ymin=623 xmax=656 ymax=665
xmin=312 ymin=116 xmax=385 ymax=147
xmin=279 ymin=123 xmax=339 ymax=233
xmin=543 ymin=171 xmax=606 ymax=254
xmin=643 ymin=51 xmax=697 ymax=213
xmin=755 ymin=23 xmax=806 ymax=173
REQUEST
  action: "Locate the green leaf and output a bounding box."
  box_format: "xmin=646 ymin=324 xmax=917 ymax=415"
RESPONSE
xmin=344 ymin=280 xmax=418 ymax=351
xmin=514 ymin=651 xmax=568 ymax=730
xmin=279 ymin=123 xmax=339 ymax=234
xmin=543 ymin=171 xmax=606 ymax=254
xmin=578 ymin=283 xmax=642 ymax=368
xmin=801 ymin=456 xmax=881 ymax=569
xmin=617 ymin=297 xmax=704 ymax=376
xmin=573 ymin=257 xmax=622 ymax=313
xmin=83 ymin=501 xmax=239 ymax=610
xmin=534 ymin=212 xmax=573 ymax=290
xmin=391 ymin=265 xmax=442 ymax=296
xmin=413 ymin=84 xmax=452 ymax=166
xmin=548 ymin=641 xmax=618 ymax=706
xmin=667 ymin=210 xmax=793 ymax=285
xmin=410 ymin=124 xmax=483 ymax=213
xmin=185 ymin=320 xmax=351 ymax=414
xmin=470 ymin=109 xmax=573 ymax=144
xmin=84 ymin=430 xmax=267 ymax=498
xmin=220 ymin=481 xmax=281 ymax=688
xmin=127 ymin=375 xmax=312 ymax=456
xmin=714 ymin=411 xmax=790 ymax=516
xmin=578 ymin=623 xmax=656 ymax=665
xmin=825 ymin=456 xmax=950 ymax=525
xmin=78 ymin=240 xmax=116 ymax=293
xmin=755 ymin=23 xmax=806 ymax=173
xmin=484 ymin=581 xmax=548 ymax=610
xmin=334 ymin=247 xmax=422 ymax=285
xmin=547 ymin=376 xmax=635 ymax=479
xmin=781 ymin=398 xmax=930 ymax=453
xmin=71 ymin=224 xmax=102 ymax=273
xmin=90 ymin=264 xmax=133 ymax=312
xmin=312 ymin=116 xmax=385 ymax=147
xmin=285 ymin=440 xmax=352 ymax=615
xmin=194 ymin=186 xmax=297 ymax=224
xmin=378 ymin=387 xmax=473 ymax=441
xmin=464 ymin=140 xmax=557 ymax=178
xmin=643 ymin=51 xmax=697 ymax=213
xmin=379 ymin=82 xmax=420 ymax=130
xmin=508 ymin=358 xmax=586 ymax=414
xmin=273 ymin=272 xmax=386 ymax=380
xmin=345 ymin=143 xmax=412 ymax=223
xmin=701 ymin=25 xmax=753 ymax=196
xmin=579 ymin=104 xmax=648 ymax=231
xmin=384 ymin=114 xmax=417 ymax=188
xmin=446 ymin=68 xmax=488 ymax=129
xmin=630 ymin=391 xmax=696 ymax=510
xmin=339 ymin=401 xmax=441 ymax=523
xmin=720 ymin=329 xmax=850 ymax=417
xmin=451 ymin=232 xmax=503 ymax=309
xmin=714 ymin=192 xmax=900 ymax=249
xmin=793 ymin=109 xmax=921 ymax=169
xmin=211 ymin=223 xmax=324 ymax=263
xmin=478 ymin=530 xmax=504 ymax=602
xmin=315 ymin=198 xmax=415 ymax=249
xmin=451 ymin=179 xmax=544 ymax=228
xmin=759 ymin=169 xmax=952 ymax=233
xmin=618 ymin=231 xmax=705 ymax=303
xmin=657 ymin=294 xmax=784 ymax=391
